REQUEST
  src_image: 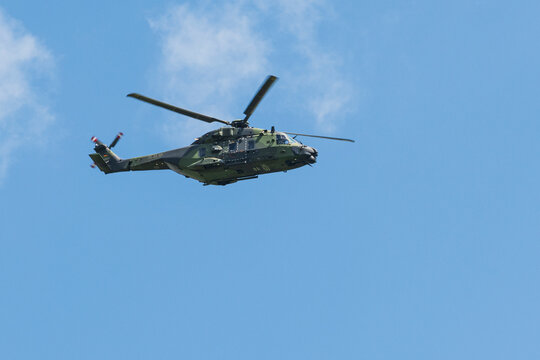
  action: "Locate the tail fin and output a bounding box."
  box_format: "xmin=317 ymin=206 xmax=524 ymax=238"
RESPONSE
xmin=89 ymin=134 xmax=128 ymax=174
xmin=89 ymin=152 xmax=113 ymax=173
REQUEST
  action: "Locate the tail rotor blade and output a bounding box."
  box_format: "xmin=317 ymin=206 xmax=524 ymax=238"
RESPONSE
xmin=109 ymin=132 xmax=123 ymax=148
xmin=91 ymin=136 xmax=104 ymax=146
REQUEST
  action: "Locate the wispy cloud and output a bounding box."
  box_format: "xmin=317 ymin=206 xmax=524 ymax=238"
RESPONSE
xmin=0 ymin=9 xmax=54 ymax=182
xmin=267 ymin=0 xmax=353 ymax=132
xmin=149 ymin=3 xmax=269 ymax=143
xmin=149 ymin=0 xmax=353 ymax=143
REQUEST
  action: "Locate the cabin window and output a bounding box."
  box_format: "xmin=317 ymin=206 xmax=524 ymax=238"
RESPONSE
xmin=199 ymin=147 xmax=206 ymax=157
xmin=228 ymin=142 xmax=237 ymax=151
xmin=276 ymin=134 xmax=289 ymax=145
xmin=248 ymin=140 xmax=255 ymax=150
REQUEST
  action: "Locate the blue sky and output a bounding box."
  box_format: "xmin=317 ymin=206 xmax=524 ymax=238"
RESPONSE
xmin=1 ymin=1 xmax=540 ymax=359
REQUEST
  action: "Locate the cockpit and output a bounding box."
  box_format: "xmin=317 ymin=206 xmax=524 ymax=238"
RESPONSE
xmin=276 ymin=134 xmax=288 ymax=144
xmin=276 ymin=133 xmax=299 ymax=145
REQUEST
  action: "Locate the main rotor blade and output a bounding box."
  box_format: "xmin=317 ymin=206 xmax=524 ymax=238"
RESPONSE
xmin=284 ymin=132 xmax=355 ymax=143
xmin=243 ymin=75 xmax=278 ymax=122
xmin=127 ymin=93 xmax=231 ymax=126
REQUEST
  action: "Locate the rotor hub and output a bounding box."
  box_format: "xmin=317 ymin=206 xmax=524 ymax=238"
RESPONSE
xmin=231 ymin=120 xmax=250 ymax=128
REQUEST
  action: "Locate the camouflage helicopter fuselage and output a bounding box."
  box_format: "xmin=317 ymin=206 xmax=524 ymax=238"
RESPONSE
xmin=90 ymin=75 xmax=353 ymax=184
xmin=90 ymin=127 xmax=317 ymax=185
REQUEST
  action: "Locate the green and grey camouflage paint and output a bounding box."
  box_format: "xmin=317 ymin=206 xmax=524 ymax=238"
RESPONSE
xmin=89 ymin=127 xmax=317 ymax=185
xmin=89 ymin=75 xmax=355 ymax=185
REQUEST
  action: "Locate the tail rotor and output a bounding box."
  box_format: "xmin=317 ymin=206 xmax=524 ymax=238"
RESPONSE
xmin=90 ymin=132 xmax=124 ymax=169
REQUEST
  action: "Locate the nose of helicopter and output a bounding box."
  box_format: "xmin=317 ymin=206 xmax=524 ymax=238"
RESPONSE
xmin=303 ymin=146 xmax=318 ymax=163
xmin=292 ymin=145 xmax=318 ymax=163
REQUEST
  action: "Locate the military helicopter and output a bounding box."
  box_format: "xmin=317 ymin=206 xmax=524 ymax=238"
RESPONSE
xmin=89 ymin=75 xmax=354 ymax=186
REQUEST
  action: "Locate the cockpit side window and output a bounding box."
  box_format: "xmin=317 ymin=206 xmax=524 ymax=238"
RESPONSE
xmin=248 ymin=140 xmax=255 ymax=150
xmin=276 ymin=134 xmax=289 ymax=145
xmin=199 ymin=147 xmax=206 ymax=157
xmin=228 ymin=142 xmax=237 ymax=151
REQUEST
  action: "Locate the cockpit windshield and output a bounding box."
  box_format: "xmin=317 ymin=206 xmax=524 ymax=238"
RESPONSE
xmin=286 ymin=134 xmax=299 ymax=144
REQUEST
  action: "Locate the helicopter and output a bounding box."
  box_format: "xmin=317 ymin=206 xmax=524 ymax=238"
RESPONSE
xmin=89 ymin=75 xmax=354 ymax=186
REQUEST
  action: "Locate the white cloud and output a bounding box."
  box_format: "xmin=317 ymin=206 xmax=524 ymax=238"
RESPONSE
xmin=267 ymin=0 xmax=353 ymax=132
xmin=149 ymin=0 xmax=353 ymax=142
xmin=0 ymin=9 xmax=54 ymax=182
xmin=149 ymin=3 xmax=269 ymax=143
